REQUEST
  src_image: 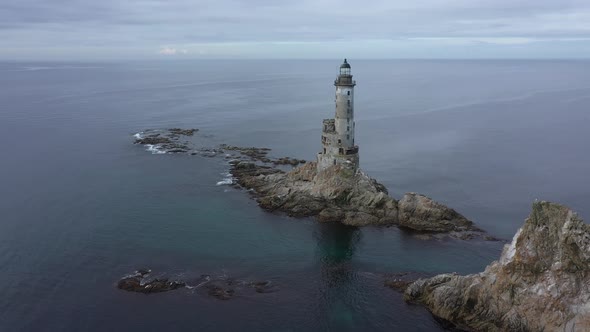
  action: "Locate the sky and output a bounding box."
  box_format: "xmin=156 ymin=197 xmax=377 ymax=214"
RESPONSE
xmin=1 ymin=0 xmax=590 ymax=60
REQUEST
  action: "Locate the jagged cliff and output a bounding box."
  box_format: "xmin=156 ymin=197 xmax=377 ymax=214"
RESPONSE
xmin=231 ymin=161 xmax=489 ymax=239
xmin=404 ymin=201 xmax=590 ymax=331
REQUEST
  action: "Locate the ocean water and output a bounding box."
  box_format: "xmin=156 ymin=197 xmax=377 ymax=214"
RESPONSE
xmin=0 ymin=59 xmax=589 ymax=331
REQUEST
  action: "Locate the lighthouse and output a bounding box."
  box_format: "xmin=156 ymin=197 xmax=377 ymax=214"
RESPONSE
xmin=317 ymin=59 xmax=359 ymax=172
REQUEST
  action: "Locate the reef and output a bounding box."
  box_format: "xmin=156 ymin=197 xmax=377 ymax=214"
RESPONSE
xmin=116 ymin=269 xmax=278 ymax=299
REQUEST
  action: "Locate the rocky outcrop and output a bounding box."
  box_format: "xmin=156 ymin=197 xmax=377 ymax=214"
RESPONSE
xmin=134 ymin=129 xmax=193 ymax=153
xmin=169 ymin=128 xmax=198 ymax=136
xmin=132 ymin=128 xmax=490 ymax=239
xmin=404 ymin=201 xmax=590 ymax=331
xmin=231 ymin=160 xmax=489 ymax=238
xmin=116 ymin=269 xmax=278 ymax=299
xmin=117 ymin=269 xmax=186 ymax=294
xmin=397 ymin=193 xmax=492 ymax=240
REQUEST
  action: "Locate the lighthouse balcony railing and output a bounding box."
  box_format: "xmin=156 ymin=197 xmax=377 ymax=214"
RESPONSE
xmin=334 ymin=77 xmax=356 ymax=86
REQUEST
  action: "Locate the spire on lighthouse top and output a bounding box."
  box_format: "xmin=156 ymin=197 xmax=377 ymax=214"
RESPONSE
xmin=340 ymin=58 xmax=351 ymax=69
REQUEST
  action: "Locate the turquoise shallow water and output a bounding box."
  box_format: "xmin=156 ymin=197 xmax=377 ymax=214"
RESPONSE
xmin=0 ymin=60 xmax=589 ymax=331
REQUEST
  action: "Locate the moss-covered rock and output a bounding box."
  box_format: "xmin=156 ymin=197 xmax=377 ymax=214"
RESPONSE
xmin=405 ymin=201 xmax=590 ymax=331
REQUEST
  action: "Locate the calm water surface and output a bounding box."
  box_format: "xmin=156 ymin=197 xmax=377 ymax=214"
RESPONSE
xmin=0 ymin=60 xmax=589 ymax=331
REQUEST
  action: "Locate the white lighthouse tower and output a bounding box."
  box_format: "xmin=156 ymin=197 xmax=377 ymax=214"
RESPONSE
xmin=317 ymin=59 xmax=359 ymax=172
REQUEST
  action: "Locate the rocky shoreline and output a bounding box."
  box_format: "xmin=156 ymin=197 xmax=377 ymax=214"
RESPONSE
xmin=403 ymin=201 xmax=590 ymax=331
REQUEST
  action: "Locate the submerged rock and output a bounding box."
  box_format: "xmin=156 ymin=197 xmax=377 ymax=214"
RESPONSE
xmin=134 ymin=136 xmax=172 ymax=145
xmin=205 ymin=284 xmax=235 ymax=300
xmin=384 ymin=272 xmax=430 ymax=292
xmin=404 ymin=201 xmax=590 ymax=332
xmin=231 ymin=160 xmax=487 ymax=239
xmin=168 ymin=128 xmax=198 ymax=136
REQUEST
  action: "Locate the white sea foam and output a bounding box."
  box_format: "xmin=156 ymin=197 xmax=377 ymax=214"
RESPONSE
xmin=216 ymin=177 xmax=234 ymax=186
xmin=146 ymin=144 xmax=166 ymax=154
xmin=216 ymin=172 xmax=234 ymax=186
xmin=133 ymin=132 xmax=143 ymax=139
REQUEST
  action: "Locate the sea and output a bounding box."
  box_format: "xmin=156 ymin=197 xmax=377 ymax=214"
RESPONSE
xmin=0 ymin=59 xmax=589 ymax=331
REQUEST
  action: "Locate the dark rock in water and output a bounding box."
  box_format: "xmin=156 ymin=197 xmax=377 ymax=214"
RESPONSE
xmin=166 ymin=148 xmax=188 ymax=153
xmin=205 ymin=284 xmax=236 ymax=300
xmin=404 ymin=201 xmax=590 ymax=332
xmin=117 ymin=269 xmax=278 ymax=299
xmin=249 ymin=281 xmax=278 ymax=293
xmin=220 ymin=144 xmax=271 ymax=162
xmin=384 ymin=279 xmax=413 ymax=292
xmin=383 ymin=272 xmax=429 ymax=292
xmin=134 ymin=136 xmax=172 ymax=145
xmin=117 ymin=270 xmax=186 ymax=294
xmin=168 ymin=128 xmax=198 ymax=136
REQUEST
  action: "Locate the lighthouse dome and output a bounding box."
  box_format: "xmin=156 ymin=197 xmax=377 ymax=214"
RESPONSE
xmin=340 ymin=59 xmax=351 ymax=69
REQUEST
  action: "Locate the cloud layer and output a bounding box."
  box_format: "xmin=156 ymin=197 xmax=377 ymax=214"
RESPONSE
xmin=1 ymin=0 xmax=590 ymax=59
xmin=158 ymin=47 xmax=188 ymax=55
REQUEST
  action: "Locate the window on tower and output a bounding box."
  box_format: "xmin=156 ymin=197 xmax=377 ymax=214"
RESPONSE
xmin=347 ymin=91 xmax=350 ymax=95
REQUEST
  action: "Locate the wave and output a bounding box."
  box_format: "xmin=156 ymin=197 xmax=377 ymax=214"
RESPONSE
xmin=216 ymin=172 xmax=234 ymax=186
xmin=145 ymin=144 xmax=166 ymax=154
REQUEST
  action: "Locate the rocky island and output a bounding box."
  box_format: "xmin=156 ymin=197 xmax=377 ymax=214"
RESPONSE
xmin=230 ymin=160 xmax=489 ymax=239
xmin=404 ymin=201 xmax=590 ymax=331
xmin=133 ymin=59 xmax=495 ymax=240
xmin=227 ymin=59 xmax=492 ymax=240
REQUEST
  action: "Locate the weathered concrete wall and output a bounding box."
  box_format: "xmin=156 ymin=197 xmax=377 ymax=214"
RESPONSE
xmin=317 ymin=67 xmax=359 ymax=173
xmin=335 ymin=86 xmax=355 ymax=148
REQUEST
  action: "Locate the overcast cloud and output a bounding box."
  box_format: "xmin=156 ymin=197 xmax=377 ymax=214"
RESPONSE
xmin=1 ymin=0 xmax=590 ymax=59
